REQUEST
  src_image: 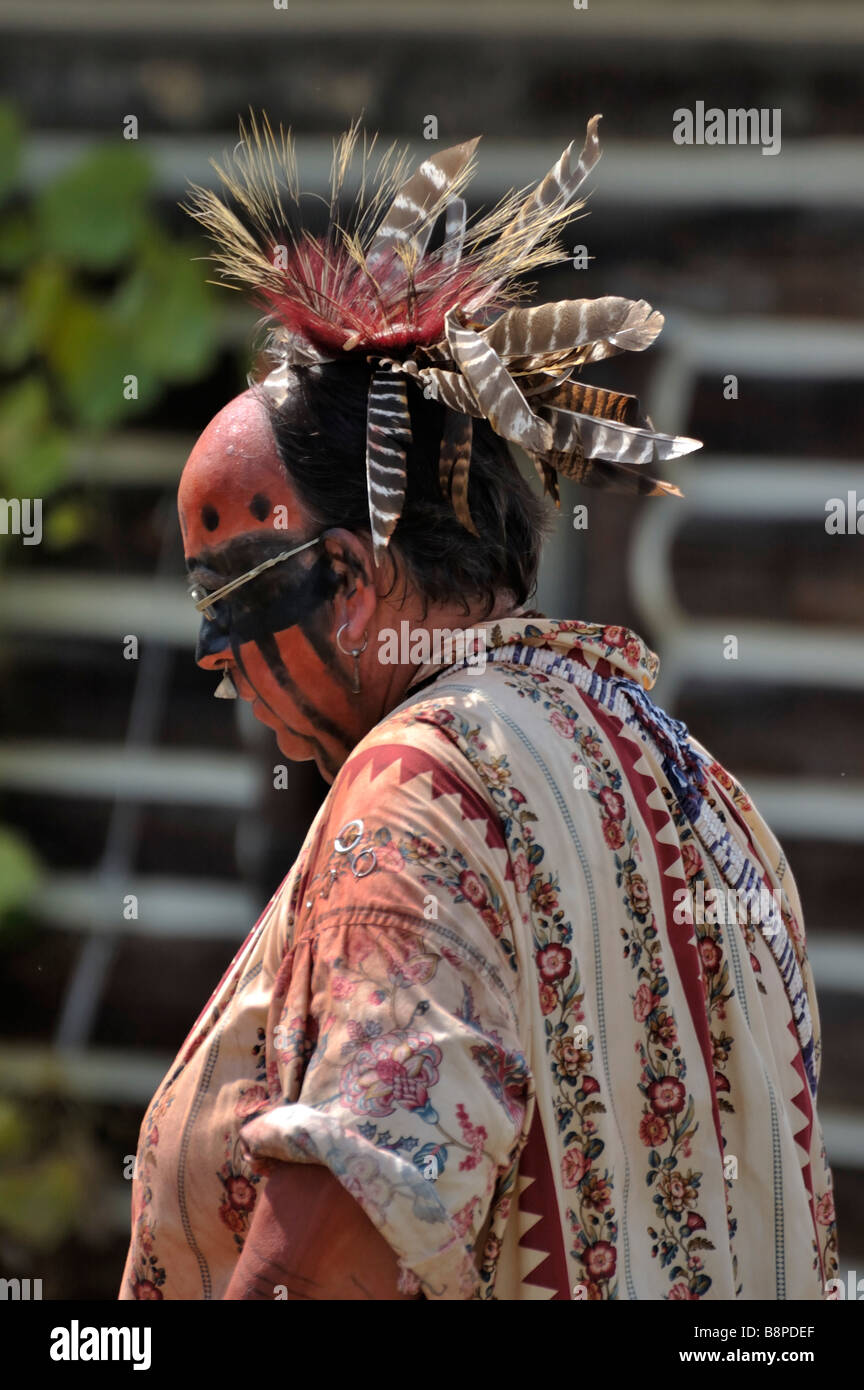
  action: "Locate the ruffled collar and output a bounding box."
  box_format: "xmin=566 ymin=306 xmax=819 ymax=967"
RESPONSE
xmin=403 ymin=613 xmax=659 ymax=695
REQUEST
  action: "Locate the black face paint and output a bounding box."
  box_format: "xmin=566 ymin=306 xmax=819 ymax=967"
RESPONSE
xmin=254 ymin=631 xmax=353 ymax=745
xmin=294 ymin=604 xmax=355 ymax=694
xmin=230 ymin=640 xmax=344 ymax=780
xmin=190 ymin=537 xmax=355 ymax=778
xmin=193 ymin=551 xmax=340 ymax=660
xmin=229 ymin=554 xmax=339 ymax=644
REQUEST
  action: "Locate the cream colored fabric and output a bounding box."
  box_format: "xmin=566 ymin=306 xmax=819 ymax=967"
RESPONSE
xmin=120 ymin=618 xmax=837 ymax=1300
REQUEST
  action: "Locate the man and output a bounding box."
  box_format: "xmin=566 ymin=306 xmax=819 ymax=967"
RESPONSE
xmin=119 ymin=116 xmax=838 ymax=1300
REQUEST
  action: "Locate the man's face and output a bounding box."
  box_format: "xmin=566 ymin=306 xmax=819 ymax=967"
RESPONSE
xmin=178 ymin=390 xmax=362 ymax=781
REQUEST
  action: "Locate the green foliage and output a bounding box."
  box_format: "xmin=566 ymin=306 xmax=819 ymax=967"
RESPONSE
xmin=0 ymin=377 xmax=69 ymax=496
xmin=0 ymin=1145 xmax=82 ymax=1249
xmin=0 ymin=103 xmax=223 ymax=934
xmin=35 ymin=145 xmax=152 ymax=271
xmin=43 ymin=497 xmax=97 ymax=549
xmin=0 ymin=105 xmax=21 ymax=202
xmin=0 ymin=1097 xmax=29 ymax=1159
xmin=0 ymin=1097 xmax=110 ymax=1257
xmin=0 ymin=101 xmax=220 ymax=501
xmin=114 ymin=234 xmax=217 ymax=383
xmin=0 ymin=825 xmax=39 ymax=919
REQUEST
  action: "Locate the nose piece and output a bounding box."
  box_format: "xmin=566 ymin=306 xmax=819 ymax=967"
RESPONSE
xmin=214 ymin=672 xmax=238 ymax=699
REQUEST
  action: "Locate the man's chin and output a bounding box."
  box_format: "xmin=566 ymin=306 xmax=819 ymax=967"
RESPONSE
xmin=249 ymin=700 xmax=310 ymax=761
xmin=274 ymin=733 xmax=336 ymax=784
xmin=274 ymin=728 xmax=314 ymax=761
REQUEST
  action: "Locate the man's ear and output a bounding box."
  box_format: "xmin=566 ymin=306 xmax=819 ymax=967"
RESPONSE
xmin=321 ymin=529 xmax=372 ymax=591
xmin=321 ymin=529 xmax=382 ymax=634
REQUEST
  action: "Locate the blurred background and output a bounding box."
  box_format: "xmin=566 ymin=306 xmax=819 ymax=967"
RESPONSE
xmin=0 ymin=0 xmax=861 ymax=1299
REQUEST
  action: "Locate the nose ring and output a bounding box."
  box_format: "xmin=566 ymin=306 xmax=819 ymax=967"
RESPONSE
xmin=214 ymin=671 xmax=237 ymax=700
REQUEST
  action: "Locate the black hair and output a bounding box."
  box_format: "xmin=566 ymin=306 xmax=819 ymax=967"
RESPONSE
xmin=258 ymin=358 xmax=554 ymax=619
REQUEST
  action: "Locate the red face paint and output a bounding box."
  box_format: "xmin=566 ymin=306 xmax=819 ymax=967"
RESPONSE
xmin=178 ymin=390 xmax=360 ymax=776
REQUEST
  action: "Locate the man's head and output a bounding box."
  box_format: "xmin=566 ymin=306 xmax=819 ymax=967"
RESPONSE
xmin=178 ymin=364 xmax=550 ymax=781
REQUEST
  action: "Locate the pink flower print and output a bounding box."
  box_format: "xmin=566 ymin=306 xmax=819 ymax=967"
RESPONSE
xmin=459 ymin=869 xmax=488 ymax=909
xmin=550 ymin=709 xmax=576 ymax=739
xmin=456 ymin=1102 xmax=488 ymax=1172
xmin=532 ymin=882 xmax=560 ymax=915
xmin=623 ymin=639 xmax=643 ymax=668
xmin=599 ymin=787 xmax=626 ymax=821
xmin=377 ymin=840 xmax=405 ymax=872
xmin=480 ymin=907 xmax=506 ymax=939
xmin=815 ymin=1193 xmax=835 ymax=1226
xmin=453 ymin=1195 xmax=481 ymax=1238
xmin=583 ymin=1241 xmax=617 ymax=1281
xmin=513 ymin=852 xmax=532 ymax=894
xmin=539 ymin=982 xmax=558 ymax=1015
xmin=341 ymin=1031 xmax=442 ymax=1121
xmin=681 ymin=842 xmax=703 ymax=881
xmin=633 ymin=982 xmax=658 ymax=1022
xmin=536 ymin=943 xmax=572 ymax=982
xmin=639 ymin=1112 xmax=670 ymax=1147
xmin=561 ymin=1146 xmax=590 ymax=1188
xmin=602 ymin=817 xmax=625 ymax=850
xmin=648 ymin=1077 xmax=687 ymax=1117
xmin=234 ymin=1085 xmax=268 ymax=1119
xmin=699 ymin=939 xmax=723 ymax=975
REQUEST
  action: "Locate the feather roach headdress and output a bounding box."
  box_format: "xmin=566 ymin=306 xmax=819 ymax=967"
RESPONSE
xmin=184 ymin=113 xmax=701 ymax=564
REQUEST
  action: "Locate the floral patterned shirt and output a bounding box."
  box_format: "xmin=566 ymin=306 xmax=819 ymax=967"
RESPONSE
xmin=119 ymin=617 xmax=838 ymax=1300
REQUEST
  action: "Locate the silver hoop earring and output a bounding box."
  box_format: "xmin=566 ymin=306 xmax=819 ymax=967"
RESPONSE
xmin=336 ymin=623 xmax=368 ymax=695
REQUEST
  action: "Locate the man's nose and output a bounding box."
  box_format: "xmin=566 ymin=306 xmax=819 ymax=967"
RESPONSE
xmin=195 ymin=613 xmax=232 ymax=669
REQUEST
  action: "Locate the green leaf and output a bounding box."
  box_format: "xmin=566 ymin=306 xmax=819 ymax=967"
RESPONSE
xmin=112 ymin=236 xmax=218 ymax=383
xmin=0 ymin=260 xmax=68 ymax=369
xmin=0 ymin=378 xmax=69 ymax=496
xmin=35 ymin=144 xmax=152 ymax=270
xmin=0 ymin=825 xmax=39 ymax=917
xmin=0 ymin=210 xmax=33 ymax=272
xmin=0 ymin=1155 xmax=81 ymax=1248
xmin=43 ymin=498 xmax=97 ymax=549
xmin=0 ymin=1098 xmax=29 ymax=1159
xmin=0 ymin=104 xmax=22 ymax=201
xmin=46 ymin=293 xmax=157 ymax=428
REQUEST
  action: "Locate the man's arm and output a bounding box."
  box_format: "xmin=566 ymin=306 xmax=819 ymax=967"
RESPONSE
xmin=223 ymin=1160 xmax=421 ymax=1300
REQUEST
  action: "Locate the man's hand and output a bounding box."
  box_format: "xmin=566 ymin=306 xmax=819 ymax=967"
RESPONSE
xmin=223 ymin=1160 xmax=422 ymax=1300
